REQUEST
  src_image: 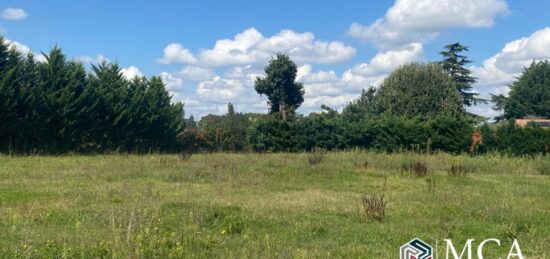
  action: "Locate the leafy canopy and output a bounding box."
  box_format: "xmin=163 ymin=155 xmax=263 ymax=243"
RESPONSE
xmin=254 ymin=54 xmax=304 ymax=120
xmin=372 ymin=63 xmax=464 ymax=119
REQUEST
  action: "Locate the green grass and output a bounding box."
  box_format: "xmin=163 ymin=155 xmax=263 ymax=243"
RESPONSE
xmin=0 ymin=152 xmax=549 ymax=258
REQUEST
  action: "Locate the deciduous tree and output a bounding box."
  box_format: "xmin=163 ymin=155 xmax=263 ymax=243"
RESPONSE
xmin=254 ymin=54 xmax=304 ymax=121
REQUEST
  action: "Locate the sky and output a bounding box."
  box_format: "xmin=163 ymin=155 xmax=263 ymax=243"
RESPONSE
xmin=1 ymin=0 xmax=550 ymax=119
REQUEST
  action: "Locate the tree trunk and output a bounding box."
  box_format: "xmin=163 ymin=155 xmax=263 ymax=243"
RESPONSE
xmin=280 ymin=101 xmax=287 ymax=121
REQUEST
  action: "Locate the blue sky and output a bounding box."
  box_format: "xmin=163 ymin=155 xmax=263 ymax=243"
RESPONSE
xmin=1 ymin=0 xmax=550 ymax=118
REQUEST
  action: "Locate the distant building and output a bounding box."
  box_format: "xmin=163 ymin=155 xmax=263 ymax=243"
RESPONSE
xmin=515 ymin=119 xmax=550 ymax=128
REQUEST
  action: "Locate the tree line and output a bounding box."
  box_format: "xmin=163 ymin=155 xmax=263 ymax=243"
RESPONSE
xmin=0 ymin=37 xmax=184 ymax=154
xmin=0 ymin=37 xmax=548 ymax=155
xmin=186 ymin=45 xmax=549 ymax=155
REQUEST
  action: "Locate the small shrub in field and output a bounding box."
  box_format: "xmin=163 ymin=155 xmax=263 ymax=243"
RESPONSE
xmin=361 ymin=193 xmax=386 ymax=221
xmin=307 ymin=148 xmax=326 ymax=165
xmin=402 ymin=162 xmax=428 ymax=177
xmin=448 ymin=165 xmax=470 ymax=177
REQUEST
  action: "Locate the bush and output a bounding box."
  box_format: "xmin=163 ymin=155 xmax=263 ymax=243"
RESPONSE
xmin=402 ymin=162 xmax=428 ymax=177
xmin=367 ymin=117 xmax=429 ymax=152
xmin=247 ymin=116 xmax=299 ymax=152
xmin=361 ymin=193 xmax=386 ymax=222
xmin=427 ymin=116 xmax=473 ymax=154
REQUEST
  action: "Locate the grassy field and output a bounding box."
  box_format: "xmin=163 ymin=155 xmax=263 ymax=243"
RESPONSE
xmin=0 ymin=152 xmax=549 ymax=258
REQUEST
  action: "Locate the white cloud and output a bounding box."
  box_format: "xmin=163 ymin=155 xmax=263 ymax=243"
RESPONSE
xmin=6 ymin=39 xmax=31 ymax=54
xmin=1 ymin=8 xmax=28 ymax=20
xmin=180 ymin=66 xmax=214 ymax=81
xmin=160 ymin=28 xmax=356 ymax=68
xmin=169 ymin=66 xmax=269 ymax=118
xmin=161 ymin=72 xmax=185 ymax=92
xmin=159 ymin=28 xmax=358 ymax=117
xmin=348 ymin=42 xmax=423 ymax=77
xmin=74 ymin=54 xmax=109 ymax=64
xmin=121 ymin=66 xmax=144 ymax=80
xmin=466 ymin=104 xmax=502 ymax=120
xmin=5 ymin=38 xmax=46 ymax=62
xmin=197 ymin=76 xmax=247 ymax=100
xmin=157 ymin=43 xmax=197 ymax=64
xmin=348 ymin=0 xmax=508 ymax=49
xmin=170 ymin=41 xmax=425 ymax=117
xmin=159 ymin=66 xmax=215 ymax=94
xmin=473 ymin=27 xmax=550 ymax=92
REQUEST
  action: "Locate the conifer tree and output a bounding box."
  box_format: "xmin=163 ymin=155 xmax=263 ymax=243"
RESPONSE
xmin=440 ymin=42 xmax=484 ymax=106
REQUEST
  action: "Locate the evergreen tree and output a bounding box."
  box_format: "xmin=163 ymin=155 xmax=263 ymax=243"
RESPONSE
xmin=0 ymin=37 xmax=185 ymax=153
xmin=88 ymin=62 xmax=129 ymax=150
xmin=0 ymin=44 xmax=22 ymax=151
xmin=440 ymin=43 xmax=484 ymax=106
xmin=492 ymin=61 xmax=550 ymax=121
xmin=255 ymin=54 xmax=304 ymax=121
xmin=18 ymin=53 xmax=43 ymax=152
xmin=227 ymin=102 xmax=235 ymax=116
xmin=145 ymin=76 xmax=184 ymax=151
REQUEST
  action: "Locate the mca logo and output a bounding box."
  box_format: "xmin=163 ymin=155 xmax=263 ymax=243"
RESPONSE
xmin=400 ymin=238 xmax=433 ymax=259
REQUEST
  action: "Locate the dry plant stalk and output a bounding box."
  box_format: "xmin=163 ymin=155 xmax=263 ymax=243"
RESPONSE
xmin=361 ymin=193 xmax=386 ymax=222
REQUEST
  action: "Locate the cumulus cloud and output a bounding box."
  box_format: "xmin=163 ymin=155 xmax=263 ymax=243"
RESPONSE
xmin=157 ymin=43 xmax=197 ymax=64
xmin=171 ymin=66 xmax=269 ymax=117
xmin=5 ymin=38 xmax=46 ymax=62
xmin=166 ymin=40 xmax=425 ymax=117
xmin=159 ymin=28 xmax=356 ymax=67
xmin=160 ymin=28 xmax=358 ymax=117
xmin=121 ymin=66 xmax=144 ymax=80
xmin=321 ymin=42 xmax=425 ymax=92
xmin=348 ymin=43 xmax=423 ymax=77
xmin=159 ymin=66 xmax=215 ymax=94
xmin=1 ymin=8 xmax=28 ymax=20
xmin=348 ymin=0 xmax=508 ymax=49
xmin=180 ymin=66 xmax=214 ymax=81
xmin=473 ymin=27 xmax=550 ymax=91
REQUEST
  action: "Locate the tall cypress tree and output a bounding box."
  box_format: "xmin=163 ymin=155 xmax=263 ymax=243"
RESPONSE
xmin=38 ymin=47 xmax=89 ymax=152
xmin=0 ymin=45 xmax=22 ymax=151
xmin=125 ymin=76 xmax=150 ymax=151
xmin=440 ymin=43 xmax=484 ymax=106
xmin=18 ymin=53 xmax=43 ymax=152
xmin=145 ymin=76 xmax=183 ymax=151
xmin=88 ymin=62 xmax=129 ymax=150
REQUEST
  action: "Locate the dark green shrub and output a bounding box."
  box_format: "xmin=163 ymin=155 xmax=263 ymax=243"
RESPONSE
xmin=427 ymin=115 xmax=473 ymax=154
xmin=494 ymin=122 xmax=549 ymax=156
xmin=247 ymin=115 xmax=299 ymax=152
